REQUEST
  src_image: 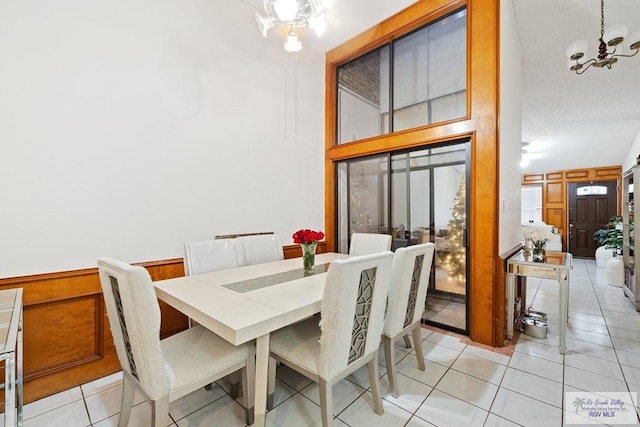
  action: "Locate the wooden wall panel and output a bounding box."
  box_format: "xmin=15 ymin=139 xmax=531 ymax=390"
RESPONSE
xmin=523 ymin=165 xmax=622 ymax=253
xmin=25 ymin=296 xmax=102 ymax=378
xmin=566 ymin=170 xmax=589 ymax=180
xmin=0 ymin=258 xmax=187 ymax=403
xmin=545 ymin=182 xmax=564 ymax=204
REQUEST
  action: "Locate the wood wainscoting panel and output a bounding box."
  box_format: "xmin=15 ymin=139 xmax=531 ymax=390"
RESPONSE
xmin=0 ymin=257 xmax=189 ymax=404
xmin=24 ymin=295 xmax=103 ymax=379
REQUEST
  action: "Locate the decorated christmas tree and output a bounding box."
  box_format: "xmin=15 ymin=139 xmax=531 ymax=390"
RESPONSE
xmin=441 ymin=176 xmax=466 ymax=282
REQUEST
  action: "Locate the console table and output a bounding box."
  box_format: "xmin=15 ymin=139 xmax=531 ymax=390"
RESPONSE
xmin=0 ymin=288 xmax=23 ymax=426
xmin=506 ymin=251 xmax=572 ymax=354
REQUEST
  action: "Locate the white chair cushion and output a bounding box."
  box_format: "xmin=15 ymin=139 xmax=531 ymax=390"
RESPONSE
xmin=162 ymin=325 xmax=255 ymax=401
xmin=269 ymin=317 xmax=321 ymax=376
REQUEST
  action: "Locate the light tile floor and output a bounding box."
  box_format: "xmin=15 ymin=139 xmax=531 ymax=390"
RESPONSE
xmin=11 ymin=258 xmax=640 ymax=426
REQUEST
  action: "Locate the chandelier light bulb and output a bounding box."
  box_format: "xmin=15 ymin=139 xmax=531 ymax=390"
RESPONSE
xmin=257 ymin=0 xmax=330 ymax=52
xmin=273 ymin=0 xmax=298 ymax=22
xmin=628 ymin=29 xmax=640 ymax=50
xmin=308 ymin=15 xmax=327 ymax=37
xmin=566 ymin=40 xmax=588 ymax=60
xmin=255 ymin=13 xmax=274 ymax=37
xmin=603 ymin=24 xmax=629 ymax=46
xmin=284 ymin=30 xmax=302 ymax=52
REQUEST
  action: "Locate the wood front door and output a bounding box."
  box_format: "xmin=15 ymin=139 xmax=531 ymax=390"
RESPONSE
xmin=568 ymin=181 xmax=618 ymax=258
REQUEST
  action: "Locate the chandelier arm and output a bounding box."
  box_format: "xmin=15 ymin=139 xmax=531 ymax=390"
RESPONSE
xmin=612 ymin=49 xmax=640 ymax=59
xmin=575 ymin=58 xmax=598 ymax=75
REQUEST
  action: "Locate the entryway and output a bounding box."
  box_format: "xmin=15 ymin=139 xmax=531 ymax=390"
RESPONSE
xmin=567 ymin=180 xmax=618 ymax=258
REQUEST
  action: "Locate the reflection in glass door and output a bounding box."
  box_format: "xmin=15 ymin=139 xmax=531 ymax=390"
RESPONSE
xmin=336 ymin=139 xmax=469 ymax=334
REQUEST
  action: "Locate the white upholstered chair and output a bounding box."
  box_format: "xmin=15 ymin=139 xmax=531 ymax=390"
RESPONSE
xmin=240 ymin=234 xmax=284 ymax=265
xmin=267 ymin=252 xmax=393 ymax=426
xmin=382 ymin=243 xmax=435 ymax=397
xmin=183 ymin=238 xmax=245 ymax=276
xmin=183 ymin=238 xmax=246 ymax=396
xmin=97 ymin=258 xmax=256 ymax=426
xmin=348 ymin=232 xmax=392 ymax=256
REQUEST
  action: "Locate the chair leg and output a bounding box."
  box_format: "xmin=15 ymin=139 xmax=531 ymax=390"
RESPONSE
xmin=412 ymin=326 xmax=426 ymax=371
xmin=318 ymin=379 xmax=333 ymax=427
xmin=242 ymin=357 xmax=256 ymax=425
xmin=228 ymin=371 xmax=241 ymax=399
xmin=382 ymin=335 xmax=399 ymax=398
xmin=117 ymin=375 xmax=135 ymax=427
xmin=267 ymin=356 xmax=276 ymax=410
xmin=150 ymin=395 xmax=169 ymax=427
xmin=367 ymin=354 xmax=384 ymax=415
xmin=403 ymin=334 xmax=412 ymax=349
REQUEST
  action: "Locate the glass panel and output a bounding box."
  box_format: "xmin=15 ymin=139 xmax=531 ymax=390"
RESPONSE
xmin=521 ymin=185 xmax=543 ymax=223
xmin=336 ymin=155 xmax=390 ymax=251
xmin=392 ymin=9 xmax=467 ymax=130
xmin=390 ymin=152 xmax=431 ymax=251
xmin=576 ymin=185 xmax=608 ymax=196
xmin=337 ymin=46 xmax=390 ymax=144
xmin=336 ymin=140 xmax=468 ymax=334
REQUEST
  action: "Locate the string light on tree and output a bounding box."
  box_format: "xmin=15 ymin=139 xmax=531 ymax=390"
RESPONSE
xmin=441 ymin=175 xmax=466 ymax=282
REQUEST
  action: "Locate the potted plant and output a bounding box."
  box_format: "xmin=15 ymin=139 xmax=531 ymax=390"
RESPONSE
xmin=593 ymin=216 xmax=623 ymax=267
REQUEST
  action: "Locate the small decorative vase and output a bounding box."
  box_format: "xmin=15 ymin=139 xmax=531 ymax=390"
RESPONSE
xmin=301 ymin=242 xmax=318 ymax=273
xmin=532 ymin=240 xmax=546 ymax=262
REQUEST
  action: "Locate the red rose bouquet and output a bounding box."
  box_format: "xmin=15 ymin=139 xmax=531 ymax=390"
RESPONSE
xmin=292 ymin=229 xmax=324 ymax=244
xmin=293 ymin=229 xmax=324 ymax=273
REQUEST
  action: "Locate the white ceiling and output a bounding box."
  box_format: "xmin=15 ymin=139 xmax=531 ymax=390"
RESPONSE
xmin=244 ymin=0 xmax=640 ymax=174
xmin=512 ymin=0 xmax=640 ymax=173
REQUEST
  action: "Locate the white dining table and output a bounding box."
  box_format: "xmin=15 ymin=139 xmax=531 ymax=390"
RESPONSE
xmin=153 ymin=252 xmax=348 ymax=427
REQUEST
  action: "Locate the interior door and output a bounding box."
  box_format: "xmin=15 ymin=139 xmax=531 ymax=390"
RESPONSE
xmin=568 ymin=181 xmax=618 ymax=258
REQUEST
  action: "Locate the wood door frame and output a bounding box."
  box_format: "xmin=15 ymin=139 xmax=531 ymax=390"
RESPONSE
xmin=325 ymin=0 xmax=500 ymax=347
xmin=522 ymin=166 xmax=622 ymax=252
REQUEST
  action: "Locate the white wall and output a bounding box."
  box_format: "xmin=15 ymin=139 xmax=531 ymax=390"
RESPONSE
xmin=0 ymin=0 xmax=417 ymax=277
xmin=622 ymin=128 xmax=640 ymax=173
xmin=498 ymin=0 xmax=523 ymax=254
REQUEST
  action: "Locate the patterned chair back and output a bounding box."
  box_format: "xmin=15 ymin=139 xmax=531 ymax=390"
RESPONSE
xmin=383 ymin=243 xmax=435 ymax=337
xmin=318 ymin=251 xmax=393 ymax=379
xmin=97 ymin=258 xmax=171 ymax=400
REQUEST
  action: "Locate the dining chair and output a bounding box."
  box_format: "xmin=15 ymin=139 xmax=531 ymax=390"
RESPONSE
xmin=240 ymin=233 xmax=284 ymax=265
xmin=97 ymin=257 xmax=256 ymax=426
xmin=183 ymin=237 xmax=246 ymax=397
xmin=267 ymin=251 xmax=393 ymax=426
xmin=382 ymin=242 xmax=435 ymax=397
xmin=348 ymin=232 xmax=392 ymax=256
xmin=183 ymin=238 xmax=245 ymax=276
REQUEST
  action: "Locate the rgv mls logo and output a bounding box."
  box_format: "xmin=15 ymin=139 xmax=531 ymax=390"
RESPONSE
xmin=566 ymin=392 xmax=638 ymax=424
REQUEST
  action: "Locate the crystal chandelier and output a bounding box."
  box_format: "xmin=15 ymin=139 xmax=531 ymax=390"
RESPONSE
xmin=256 ymin=0 xmax=331 ymax=53
xmin=566 ymin=0 xmax=640 ymax=74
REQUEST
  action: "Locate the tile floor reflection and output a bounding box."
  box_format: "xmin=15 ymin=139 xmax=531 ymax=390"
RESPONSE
xmin=10 ymin=258 xmax=640 ymax=426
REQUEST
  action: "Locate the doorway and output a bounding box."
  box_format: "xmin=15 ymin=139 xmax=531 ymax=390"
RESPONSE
xmin=568 ymin=181 xmax=618 ymax=258
xmin=335 ymin=139 xmax=470 ymax=335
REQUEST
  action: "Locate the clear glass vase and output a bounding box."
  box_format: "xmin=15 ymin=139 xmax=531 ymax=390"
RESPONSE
xmin=532 ymin=240 xmax=546 ymax=262
xmin=301 ymin=242 xmax=318 ymax=274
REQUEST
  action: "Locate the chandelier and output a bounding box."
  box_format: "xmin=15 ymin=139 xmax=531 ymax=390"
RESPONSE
xmin=566 ymin=0 xmax=640 ymax=74
xmin=256 ymin=0 xmax=330 ymax=53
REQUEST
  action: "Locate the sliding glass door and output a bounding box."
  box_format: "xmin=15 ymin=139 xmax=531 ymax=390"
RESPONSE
xmin=336 ymin=139 xmax=469 ymax=334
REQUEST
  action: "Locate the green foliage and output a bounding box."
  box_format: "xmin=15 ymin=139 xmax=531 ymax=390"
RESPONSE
xmin=593 ymin=216 xmax=622 ymax=251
